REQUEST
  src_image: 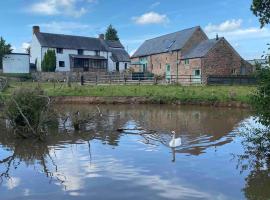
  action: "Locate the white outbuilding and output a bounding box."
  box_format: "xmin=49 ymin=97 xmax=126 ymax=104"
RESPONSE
xmin=3 ymin=53 xmax=30 ymax=73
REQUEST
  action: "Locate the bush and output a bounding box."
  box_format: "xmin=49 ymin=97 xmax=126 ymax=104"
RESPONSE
xmin=4 ymin=87 xmax=52 ymax=138
xmin=251 ymin=68 xmax=270 ymax=127
xmin=41 ymin=49 xmax=56 ymax=72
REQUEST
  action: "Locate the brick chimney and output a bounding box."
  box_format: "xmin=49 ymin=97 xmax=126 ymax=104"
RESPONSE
xmin=99 ymin=34 xmax=105 ymax=40
xmin=216 ymin=33 xmax=219 ymax=40
xmin=33 ymin=26 xmax=40 ymax=35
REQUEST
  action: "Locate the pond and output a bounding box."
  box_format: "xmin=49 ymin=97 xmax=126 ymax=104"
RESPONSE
xmin=0 ymin=104 xmax=269 ymax=200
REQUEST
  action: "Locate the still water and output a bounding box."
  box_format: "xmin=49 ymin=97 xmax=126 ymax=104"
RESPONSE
xmin=0 ymin=105 xmax=268 ymax=200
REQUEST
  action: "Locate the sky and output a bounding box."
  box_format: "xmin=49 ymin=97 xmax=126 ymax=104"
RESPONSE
xmin=0 ymin=0 xmax=269 ymax=59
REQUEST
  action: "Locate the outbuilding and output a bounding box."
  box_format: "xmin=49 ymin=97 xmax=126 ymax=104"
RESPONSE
xmin=3 ymin=53 xmax=30 ymax=73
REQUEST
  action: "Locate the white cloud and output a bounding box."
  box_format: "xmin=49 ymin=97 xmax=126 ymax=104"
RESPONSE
xmin=133 ymin=12 xmax=169 ymax=25
xmin=29 ymin=0 xmax=94 ymax=17
xmin=204 ymin=19 xmax=270 ymax=41
xmin=22 ymin=42 xmax=30 ymax=51
xmin=150 ymin=2 xmax=160 ymax=8
xmin=4 ymin=177 xmax=21 ymax=190
xmin=204 ymin=19 xmax=270 ymax=59
xmin=205 ymin=19 xmax=242 ymax=33
xmin=34 ymin=21 xmax=91 ymax=34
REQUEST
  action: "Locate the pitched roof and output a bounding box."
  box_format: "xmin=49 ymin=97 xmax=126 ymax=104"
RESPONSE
xmin=35 ymin=32 xmax=108 ymax=51
xmin=104 ymin=40 xmax=124 ymax=48
xmin=181 ymin=38 xmax=222 ymax=59
xmin=110 ymin=48 xmax=130 ymax=62
xmin=131 ymin=26 xmax=201 ymax=58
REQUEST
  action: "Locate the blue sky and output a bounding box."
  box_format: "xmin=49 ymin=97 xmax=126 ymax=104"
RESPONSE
xmin=0 ymin=0 xmax=269 ymax=59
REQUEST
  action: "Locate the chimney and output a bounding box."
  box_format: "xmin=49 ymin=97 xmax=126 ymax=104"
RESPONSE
xmin=33 ymin=26 xmax=40 ymax=35
xmin=99 ymin=34 xmax=105 ymax=40
xmin=216 ymin=33 xmax=219 ymax=40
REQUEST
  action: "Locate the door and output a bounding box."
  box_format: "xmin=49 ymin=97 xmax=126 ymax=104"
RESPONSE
xmin=166 ymin=64 xmax=171 ymax=81
xmin=116 ymin=62 xmax=119 ymax=72
xmin=193 ymin=69 xmax=201 ymax=83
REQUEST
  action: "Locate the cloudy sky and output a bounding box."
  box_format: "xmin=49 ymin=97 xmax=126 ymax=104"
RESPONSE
xmin=0 ymin=0 xmax=269 ymax=59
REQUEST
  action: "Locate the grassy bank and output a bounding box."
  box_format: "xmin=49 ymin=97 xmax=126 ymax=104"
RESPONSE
xmin=1 ymin=82 xmax=256 ymax=104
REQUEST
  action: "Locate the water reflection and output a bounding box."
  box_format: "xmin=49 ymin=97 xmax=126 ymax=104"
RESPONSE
xmin=235 ymin=118 xmax=270 ymax=200
xmin=0 ymin=104 xmax=262 ymax=200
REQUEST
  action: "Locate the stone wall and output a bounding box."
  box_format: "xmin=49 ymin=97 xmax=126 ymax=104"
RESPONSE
xmin=201 ymin=39 xmax=253 ymax=83
xmin=31 ymin=71 xmax=106 ymax=82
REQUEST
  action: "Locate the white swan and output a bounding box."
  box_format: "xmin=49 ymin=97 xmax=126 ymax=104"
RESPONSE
xmin=169 ymin=131 xmax=182 ymax=148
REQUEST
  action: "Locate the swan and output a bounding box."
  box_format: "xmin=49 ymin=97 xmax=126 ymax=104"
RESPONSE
xmin=169 ymin=131 xmax=182 ymax=148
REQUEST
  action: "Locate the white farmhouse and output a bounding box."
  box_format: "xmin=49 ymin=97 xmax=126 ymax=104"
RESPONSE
xmin=3 ymin=53 xmax=30 ymax=73
xmin=30 ymin=26 xmax=130 ymax=72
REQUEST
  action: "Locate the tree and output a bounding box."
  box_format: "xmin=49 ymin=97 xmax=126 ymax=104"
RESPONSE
xmin=26 ymin=46 xmax=31 ymax=54
xmin=41 ymin=49 xmax=56 ymax=72
xmin=0 ymin=37 xmax=13 ymax=69
xmin=251 ymin=0 xmax=270 ymax=27
xmin=105 ymin=24 xmax=119 ymax=41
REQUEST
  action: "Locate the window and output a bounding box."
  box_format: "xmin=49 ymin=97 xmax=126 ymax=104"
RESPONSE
xmin=231 ymin=68 xmax=237 ymax=75
xmin=78 ymin=49 xmax=84 ymax=55
xmin=184 ymin=59 xmax=189 ymax=65
xmin=194 ymin=69 xmax=201 ymax=76
xmin=95 ymin=50 xmax=100 ymax=56
xmin=57 ymin=48 xmax=63 ymax=54
xmin=59 ymin=61 xmax=65 ymax=67
xmin=124 ymin=63 xmax=128 ymax=70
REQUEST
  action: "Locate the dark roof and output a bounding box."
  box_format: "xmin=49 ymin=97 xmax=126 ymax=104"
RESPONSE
xmin=69 ymin=54 xmax=107 ymax=60
xmin=110 ymin=48 xmax=130 ymax=62
xmin=181 ymin=38 xmax=222 ymax=59
xmin=132 ymin=26 xmax=202 ymax=58
xmin=35 ymin=32 xmax=108 ymax=51
xmin=104 ymin=40 xmax=124 ymax=48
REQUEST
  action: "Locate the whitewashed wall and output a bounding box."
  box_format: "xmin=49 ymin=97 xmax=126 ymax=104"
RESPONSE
xmin=41 ymin=48 xmax=115 ymax=72
xmin=3 ymin=54 xmax=30 ymax=73
xmin=30 ymin=34 xmax=42 ymax=71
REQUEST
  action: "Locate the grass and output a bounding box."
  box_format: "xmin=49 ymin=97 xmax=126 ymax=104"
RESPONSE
xmin=1 ymin=82 xmax=256 ymax=104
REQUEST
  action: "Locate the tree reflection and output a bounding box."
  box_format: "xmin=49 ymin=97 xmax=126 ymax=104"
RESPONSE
xmin=236 ymin=126 xmax=270 ymax=200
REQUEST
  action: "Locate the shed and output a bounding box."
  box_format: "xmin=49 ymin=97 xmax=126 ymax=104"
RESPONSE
xmin=3 ymin=53 xmax=30 ymax=73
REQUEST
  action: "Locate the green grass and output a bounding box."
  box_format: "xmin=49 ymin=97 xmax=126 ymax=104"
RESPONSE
xmin=2 ymin=82 xmax=256 ymax=104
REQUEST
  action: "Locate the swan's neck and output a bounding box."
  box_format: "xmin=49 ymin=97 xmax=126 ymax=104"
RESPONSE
xmin=172 ymin=134 xmax=175 ymax=140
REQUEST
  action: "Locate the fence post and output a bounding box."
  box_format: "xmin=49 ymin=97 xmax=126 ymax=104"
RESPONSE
xmin=124 ymin=74 xmax=127 ymax=85
xmin=190 ymin=75 xmax=192 ymax=85
xmin=95 ymin=75 xmax=98 ymax=85
xmin=80 ymin=75 xmax=84 ymax=86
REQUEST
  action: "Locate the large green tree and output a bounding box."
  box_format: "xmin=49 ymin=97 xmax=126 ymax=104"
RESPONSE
xmin=251 ymin=0 xmax=270 ymax=27
xmin=105 ymin=24 xmax=119 ymax=41
xmin=0 ymin=37 xmax=13 ymax=69
xmin=41 ymin=50 xmax=56 ymax=72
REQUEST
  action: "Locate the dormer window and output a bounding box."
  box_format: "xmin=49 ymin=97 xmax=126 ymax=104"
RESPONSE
xmin=57 ymin=48 xmax=63 ymax=54
xmin=78 ymin=49 xmax=84 ymax=55
xmin=184 ymin=59 xmax=190 ymax=65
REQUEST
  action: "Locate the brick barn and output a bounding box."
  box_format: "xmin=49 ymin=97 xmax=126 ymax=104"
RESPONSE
xmin=131 ymin=26 xmax=252 ymax=84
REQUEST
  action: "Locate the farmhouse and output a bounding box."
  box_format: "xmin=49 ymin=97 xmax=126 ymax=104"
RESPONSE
xmin=30 ymin=26 xmax=130 ymax=73
xmin=131 ymin=26 xmax=252 ymax=83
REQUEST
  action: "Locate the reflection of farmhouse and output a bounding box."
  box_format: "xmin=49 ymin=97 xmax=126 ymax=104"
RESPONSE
xmin=30 ymin=26 xmax=130 ymax=73
xmin=131 ymin=26 xmax=252 ymax=83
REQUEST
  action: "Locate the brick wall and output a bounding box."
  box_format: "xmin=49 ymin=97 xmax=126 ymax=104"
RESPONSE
xmin=201 ymin=39 xmax=253 ymax=83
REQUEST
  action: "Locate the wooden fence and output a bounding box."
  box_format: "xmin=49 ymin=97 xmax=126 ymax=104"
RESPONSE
xmin=81 ymin=74 xmax=202 ymax=85
xmin=207 ymin=75 xmax=257 ymax=85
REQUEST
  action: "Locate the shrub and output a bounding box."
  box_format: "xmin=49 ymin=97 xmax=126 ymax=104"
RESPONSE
xmin=4 ymin=87 xmax=53 ymax=138
xmin=251 ymin=68 xmax=270 ymax=127
xmin=41 ymin=49 xmax=56 ymax=72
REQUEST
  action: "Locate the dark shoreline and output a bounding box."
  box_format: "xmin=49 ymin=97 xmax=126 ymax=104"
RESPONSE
xmin=51 ymin=96 xmax=251 ymax=109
